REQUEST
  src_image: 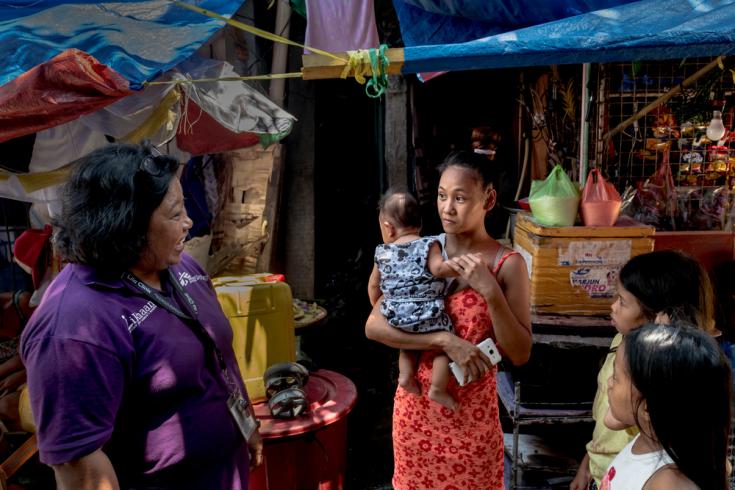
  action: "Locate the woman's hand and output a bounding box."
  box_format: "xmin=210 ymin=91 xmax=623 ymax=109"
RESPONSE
xmin=448 ymin=251 xmax=532 ymax=366
xmin=0 ymin=369 xmax=26 ymax=397
xmin=448 ymin=253 xmax=502 ymax=301
xmin=442 ymin=334 xmax=493 ymax=383
xmin=366 ymin=302 xmax=455 ymax=352
xmin=0 ymin=354 xmax=23 ymax=380
xmin=570 ymin=453 xmax=591 ymax=490
xmin=248 ymin=430 xmax=264 ymax=469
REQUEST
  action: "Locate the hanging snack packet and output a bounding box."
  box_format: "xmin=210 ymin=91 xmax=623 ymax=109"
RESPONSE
xmin=580 ymin=168 xmax=622 ymax=226
xmin=529 ymin=165 xmax=580 ymax=227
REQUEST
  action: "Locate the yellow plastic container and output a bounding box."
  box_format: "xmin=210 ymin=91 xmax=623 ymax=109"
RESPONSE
xmin=213 ymin=275 xmax=295 ymax=402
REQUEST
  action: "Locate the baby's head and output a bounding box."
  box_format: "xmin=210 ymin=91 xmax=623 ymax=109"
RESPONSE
xmin=378 ymin=189 xmax=421 ymax=244
xmin=610 ymin=323 xmax=731 ymax=490
xmin=611 ymin=250 xmax=714 ymax=335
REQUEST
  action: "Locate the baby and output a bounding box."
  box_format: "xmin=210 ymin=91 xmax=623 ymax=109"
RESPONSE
xmin=368 ymin=189 xmax=458 ymax=409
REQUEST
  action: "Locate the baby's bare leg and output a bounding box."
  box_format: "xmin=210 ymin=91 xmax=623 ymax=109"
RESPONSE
xmin=428 ymin=354 xmax=458 ymax=411
xmin=398 ymin=350 xmax=421 ymax=395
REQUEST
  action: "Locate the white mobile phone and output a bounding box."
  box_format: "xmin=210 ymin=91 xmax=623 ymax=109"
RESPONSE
xmin=449 ymin=337 xmax=502 ymax=386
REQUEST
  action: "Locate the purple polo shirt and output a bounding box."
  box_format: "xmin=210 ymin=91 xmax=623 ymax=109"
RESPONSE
xmin=21 ymin=254 xmax=250 ymax=489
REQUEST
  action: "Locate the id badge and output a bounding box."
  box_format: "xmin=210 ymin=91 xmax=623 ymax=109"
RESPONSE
xmin=227 ymin=392 xmax=259 ymax=441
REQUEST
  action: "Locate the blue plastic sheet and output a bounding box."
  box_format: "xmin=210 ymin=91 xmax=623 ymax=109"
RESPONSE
xmin=0 ymin=0 xmax=243 ymax=89
xmin=393 ymin=0 xmax=640 ymax=47
xmin=400 ymin=0 xmax=735 ymax=74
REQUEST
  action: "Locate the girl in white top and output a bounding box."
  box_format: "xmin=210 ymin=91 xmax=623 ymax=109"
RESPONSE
xmin=601 ymin=323 xmax=731 ymax=490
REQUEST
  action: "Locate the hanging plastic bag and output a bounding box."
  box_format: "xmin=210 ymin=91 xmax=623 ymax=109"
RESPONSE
xmin=528 ymin=165 xmax=580 ymax=227
xmin=580 ymin=169 xmax=622 ymax=226
xmin=632 ymin=150 xmax=677 ymax=230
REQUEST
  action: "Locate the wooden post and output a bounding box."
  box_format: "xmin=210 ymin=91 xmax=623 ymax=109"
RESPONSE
xmin=579 ymin=63 xmax=591 ymax=186
xmin=531 ymin=74 xmax=550 ymax=180
xmin=282 ymin=29 xmax=315 ymax=299
xmin=302 ymin=48 xmax=405 ymax=80
xmin=385 ymin=75 xmax=408 ymax=190
xmin=269 ymin=0 xmax=291 ymax=107
xmin=255 ymin=144 xmax=285 ymax=273
xmin=595 ymin=64 xmax=608 ymax=166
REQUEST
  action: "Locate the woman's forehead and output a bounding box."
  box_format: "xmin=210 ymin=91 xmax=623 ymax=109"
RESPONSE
xmin=438 ymin=166 xmax=482 ymax=189
xmin=160 ymin=178 xmax=183 ymax=205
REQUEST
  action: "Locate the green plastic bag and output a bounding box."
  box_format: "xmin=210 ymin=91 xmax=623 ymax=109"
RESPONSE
xmin=529 ymin=165 xmax=580 ymax=227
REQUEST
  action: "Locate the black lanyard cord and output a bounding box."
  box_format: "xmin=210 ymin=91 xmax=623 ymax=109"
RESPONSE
xmin=122 ymin=270 xmax=232 ymax=385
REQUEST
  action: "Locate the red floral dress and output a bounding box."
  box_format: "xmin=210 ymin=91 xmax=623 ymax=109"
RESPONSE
xmin=392 ymin=252 xmax=517 ymax=490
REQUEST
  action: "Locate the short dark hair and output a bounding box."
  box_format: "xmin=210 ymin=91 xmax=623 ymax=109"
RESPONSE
xmin=619 ymin=250 xmax=714 ymax=332
xmin=437 ymin=150 xmax=499 ymax=192
xmin=378 ymin=188 xmax=421 ymax=230
xmin=626 ymin=323 xmax=732 ymax=490
xmin=54 ymin=143 xmax=180 ymax=272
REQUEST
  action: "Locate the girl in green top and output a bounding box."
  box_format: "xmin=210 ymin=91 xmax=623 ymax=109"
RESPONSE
xmin=570 ymin=250 xmax=716 ymax=490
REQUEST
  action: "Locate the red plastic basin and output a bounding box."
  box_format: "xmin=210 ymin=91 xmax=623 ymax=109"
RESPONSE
xmin=249 ymin=369 xmax=357 ymax=490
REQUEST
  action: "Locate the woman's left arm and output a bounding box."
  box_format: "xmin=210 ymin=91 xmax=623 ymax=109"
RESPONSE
xmin=451 ymin=253 xmax=532 ymax=365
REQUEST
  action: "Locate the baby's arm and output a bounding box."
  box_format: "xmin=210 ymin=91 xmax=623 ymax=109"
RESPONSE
xmin=427 ymin=242 xmax=459 ymax=278
xmin=368 ymin=264 xmax=382 ymax=306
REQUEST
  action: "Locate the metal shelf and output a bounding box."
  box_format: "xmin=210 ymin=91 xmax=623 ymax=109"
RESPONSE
xmin=606 ymin=91 xmax=669 ymax=98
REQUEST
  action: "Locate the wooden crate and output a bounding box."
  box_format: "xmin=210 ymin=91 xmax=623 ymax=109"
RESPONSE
xmin=513 ymin=213 xmax=655 ymax=316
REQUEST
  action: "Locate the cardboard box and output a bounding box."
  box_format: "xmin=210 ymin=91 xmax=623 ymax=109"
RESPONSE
xmin=513 ymin=213 xmax=655 ymax=316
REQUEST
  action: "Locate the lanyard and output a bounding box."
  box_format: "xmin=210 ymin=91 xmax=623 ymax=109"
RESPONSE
xmin=121 ymin=270 xmax=239 ymax=396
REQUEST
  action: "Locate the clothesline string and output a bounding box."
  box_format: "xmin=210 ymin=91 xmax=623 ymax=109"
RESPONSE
xmin=168 ymin=1 xmax=390 ymax=96
xmin=143 ymin=73 xmax=303 ymax=86
xmin=172 ymin=1 xmax=347 ymax=63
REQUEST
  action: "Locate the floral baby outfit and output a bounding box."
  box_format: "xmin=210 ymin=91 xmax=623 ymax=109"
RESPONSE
xmin=375 ymin=236 xmax=452 ymax=333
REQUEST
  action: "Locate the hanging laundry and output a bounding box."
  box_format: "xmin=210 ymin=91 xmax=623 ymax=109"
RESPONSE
xmin=304 ymin=0 xmax=379 ymax=54
xmin=181 ymin=157 xmax=213 ymax=238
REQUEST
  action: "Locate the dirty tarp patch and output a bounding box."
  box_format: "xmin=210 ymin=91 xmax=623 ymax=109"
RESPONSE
xmin=557 ymin=240 xmax=631 ymax=267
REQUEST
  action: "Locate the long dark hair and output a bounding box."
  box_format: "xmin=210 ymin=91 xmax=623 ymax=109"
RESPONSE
xmin=626 ymin=323 xmax=732 ymax=489
xmin=54 ymin=143 xmax=180 ymax=272
xmin=619 ymin=250 xmax=715 ymax=332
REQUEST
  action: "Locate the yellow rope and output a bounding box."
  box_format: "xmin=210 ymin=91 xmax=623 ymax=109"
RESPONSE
xmin=172 ymin=1 xmax=347 ymax=63
xmin=122 ymin=88 xmax=181 ymax=142
xmin=341 ymin=46 xmax=390 ymax=98
xmin=143 ymin=72 xmax=302 ymax=86
xmin=0 ymin=165 xmax=74 ymax=194
xmin=340 ymin=50 xmax=373 ymax=84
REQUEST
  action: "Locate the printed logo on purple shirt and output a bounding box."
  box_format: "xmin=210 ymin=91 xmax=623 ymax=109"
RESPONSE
xmin=122 ymin=300 xmax=157 ymax=332
xmin=177 ymin=271 xmax=209 ymax=287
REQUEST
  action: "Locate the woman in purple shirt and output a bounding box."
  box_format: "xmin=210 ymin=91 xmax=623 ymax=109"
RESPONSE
xmin=21 ymin=143 xmax=262 ymax=490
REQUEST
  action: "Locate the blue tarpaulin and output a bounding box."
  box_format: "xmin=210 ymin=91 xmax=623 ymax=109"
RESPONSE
xmin=0 ymin=0 xmax=243 ymax=88
xmin=393 ymin=0 xmax=640 ymax=47
xmin=396 ymin=0 xmax=735 ymax=74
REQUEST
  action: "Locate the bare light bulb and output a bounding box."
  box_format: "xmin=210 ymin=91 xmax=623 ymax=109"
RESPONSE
xmin=706 ymin=110 xmax=726 ymax=142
